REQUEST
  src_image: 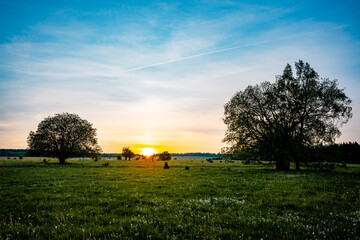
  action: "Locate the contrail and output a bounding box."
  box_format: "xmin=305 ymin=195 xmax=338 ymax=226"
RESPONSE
xmin=122 ymin=30 xmax=320 ymax=73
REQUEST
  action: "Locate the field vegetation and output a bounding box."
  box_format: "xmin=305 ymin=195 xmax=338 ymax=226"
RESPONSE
xmin=1 ymin=157 xmax=360 ymax=239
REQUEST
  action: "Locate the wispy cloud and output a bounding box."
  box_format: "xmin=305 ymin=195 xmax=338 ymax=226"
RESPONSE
xmin=121 ymin=29 xmax=329 ymax=73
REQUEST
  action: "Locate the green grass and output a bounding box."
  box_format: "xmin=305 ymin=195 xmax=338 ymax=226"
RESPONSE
xmin=1 ymin=157 xmax=360 ymax=239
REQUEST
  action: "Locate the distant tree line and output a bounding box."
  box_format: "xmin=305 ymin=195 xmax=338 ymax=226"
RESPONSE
xmin=308 ymin=142 xmax=360 ymax=164
xmin=228 ymin=142 xmax=360 ymax=164
xmin=171 ymin=153 xmax=220 ymax=158
xmin=101 ymin=152 xmax=220 ymax=159
xmin=100 ymin=153 xmax=119 ymax=158
xmin=4 ymin=143 xmax=359 ymax=165
xmin=0 ymin=149 xmax=107 ymax=158
xmin=0 ymin=149 xmax=27 ymax=157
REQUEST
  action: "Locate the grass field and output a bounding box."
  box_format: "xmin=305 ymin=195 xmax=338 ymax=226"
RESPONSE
xmin=1 ymin=157 xmax=360 ymax=239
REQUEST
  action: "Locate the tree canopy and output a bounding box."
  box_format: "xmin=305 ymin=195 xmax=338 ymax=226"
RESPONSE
xmin=27 ymin=113 xmax=102 ymax=164
xmin=158 ymin=151 xmax=172 ymax=161
xmin=122 ymin=147 xmax=135 ymax=160
xmin=223 ymin=60 xmax=352 ymax=170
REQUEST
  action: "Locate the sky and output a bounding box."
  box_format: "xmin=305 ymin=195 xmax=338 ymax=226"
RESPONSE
xmin=0 ymin=0 xmax=360 ymax=154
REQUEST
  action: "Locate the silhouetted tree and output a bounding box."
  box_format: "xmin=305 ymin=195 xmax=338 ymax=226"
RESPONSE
xmin=223 ymin=60 xmax=352 ymax=170
xmin=122 ymin=147 xmax=135 ymax=160
xmin=158 ymin=151 xmax=171 ymax=161
xmin=27 ymin=113 xmax=102 ymax=164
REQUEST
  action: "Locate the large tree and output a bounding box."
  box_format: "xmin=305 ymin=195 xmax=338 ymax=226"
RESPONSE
xmin=27 ymin=113 xmax=102 ymax=164
xmin=223 ymin=60 xmax=352 ymax=170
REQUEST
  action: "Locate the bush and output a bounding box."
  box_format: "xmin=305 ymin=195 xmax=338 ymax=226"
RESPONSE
xmin=92 ymin=155 xmax=101 ymax=162
xmin=242 ymin=159 xmax=251 ymax=164
xmin=337 ymin=162 xmax=347 ymax=168
xmin=306 ymin=161 xmax=335 ymax=170
xmin=325 ymin=162 xmax=336 ymax=170
xmin=159 ymin=151 xmax=171 ymax=161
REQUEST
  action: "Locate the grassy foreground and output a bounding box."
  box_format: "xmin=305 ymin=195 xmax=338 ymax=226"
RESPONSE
xmin=0 ymin=158 xmax=360 ymax=239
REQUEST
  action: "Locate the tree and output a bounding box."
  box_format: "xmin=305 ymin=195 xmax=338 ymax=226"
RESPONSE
xmin=122 ymin=147 xmax=135 ymax=160
xmin=223 ymin=60 xmax=352 ymax=170
xmin=27 ymin=113 xmax=102 ymax=164
xmin=158 ymin=151 xmax=171 ymax=161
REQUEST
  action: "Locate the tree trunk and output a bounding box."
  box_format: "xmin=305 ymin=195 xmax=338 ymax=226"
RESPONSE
xmin=59 ymin=156 xmax=66 ymax=164
xmin=295 ymin=159 xmax=300 ymax=171
xmin=276 ymin=149 xmax=290 ymax=171
xmin=276 ymin=159 xmax=290 ymax=170
xmin=295 ymin=142 xmax=302 ymax=171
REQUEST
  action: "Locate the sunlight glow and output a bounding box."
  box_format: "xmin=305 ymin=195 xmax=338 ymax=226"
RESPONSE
xmin=140 ymin=147 xmax=157 ymax=156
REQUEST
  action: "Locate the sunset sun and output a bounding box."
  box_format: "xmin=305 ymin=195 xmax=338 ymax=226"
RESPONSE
xmin=140 ymin=147 xmax=157 ymax=156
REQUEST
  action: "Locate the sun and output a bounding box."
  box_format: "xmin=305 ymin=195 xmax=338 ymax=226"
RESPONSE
xmin=140 ymin=147 xmax=157 ymax=156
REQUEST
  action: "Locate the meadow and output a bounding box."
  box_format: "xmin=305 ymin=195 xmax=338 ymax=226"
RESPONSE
xmin=0 ymin=157 xmax=360 ymax=239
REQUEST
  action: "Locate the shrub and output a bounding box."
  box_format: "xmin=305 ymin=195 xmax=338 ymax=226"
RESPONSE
xmin=337 ymin=162 xmax=347 ymax=168
xmin=326 ymin=162 xmax=336 ymax=170
xmin=306 ymin=161 xmax=335 ymax=170
xmin=159 ymin=151 xmax=171 ymax=161
xmin=92 ymin=155 xmax=101 ymax=162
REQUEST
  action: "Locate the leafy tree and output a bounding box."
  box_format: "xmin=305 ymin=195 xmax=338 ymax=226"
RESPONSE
xmin=27 ymin=113 xmax=102 ymax=164
xmin=122 ymin=147 xmax=135 ymax=160
xmin=223 ymin=60 xmax=352 ymax=170
xmin=158 ymin=151 xmax=171 ymax=161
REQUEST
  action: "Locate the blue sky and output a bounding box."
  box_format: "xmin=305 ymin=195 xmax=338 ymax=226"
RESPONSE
xmin=1 ymin=0 xmax=359 ymax=152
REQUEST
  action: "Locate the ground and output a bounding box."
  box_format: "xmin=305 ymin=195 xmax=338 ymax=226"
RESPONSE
xmin=0 ymin=157 xmax=359 ymax=239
